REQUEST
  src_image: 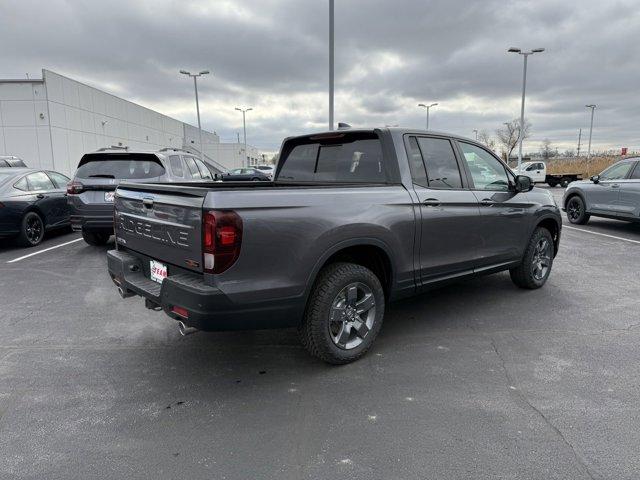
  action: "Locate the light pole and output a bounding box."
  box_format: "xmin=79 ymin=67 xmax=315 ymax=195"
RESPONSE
xmin=329 ymin=0 xmax=335 ymax=130
xmin=508 ymin=47 xmax=544 ymax=172
xmin=585 ymin=104 xmax=596 ymax=160
xmin=418 ymin=103 xmax=438 ymax=130
xmin=576 ymin=128 xmax=582 ymax=157
xmin=473 ymin=129 xmax=478 ymax=141
xmin=235 ymin=107 xmax=253 ymax=167
xmin=180 ymin=70 xmax=210 ymax=161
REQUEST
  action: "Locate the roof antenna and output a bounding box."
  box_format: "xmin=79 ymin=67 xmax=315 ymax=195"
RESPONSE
xmin=337 ymin=122 xmax=351 ymax=130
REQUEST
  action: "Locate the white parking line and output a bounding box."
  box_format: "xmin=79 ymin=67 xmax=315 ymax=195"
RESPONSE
xmin=6 ymin=237 xmax=84 ymax=263
xmin=564 ymin=225 xmax=640 ymax=245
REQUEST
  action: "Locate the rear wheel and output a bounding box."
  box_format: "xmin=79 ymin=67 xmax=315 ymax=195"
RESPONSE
xmin=251 ymin=177 xmax=260 ymax=181
xmin=547 ymin=180 xmax=558 ymax=188
xmin=566 ymin=195 xmax=590 ymax=224
xmin=299 ymin=262 xmax=385 ymax=364
xmin=560 ymin=177 xmax=570 ymax=188
xmin=16 ymin=211 xmax=45 ymax=247
xmin=510 ymin=227 xmax=554 ymax=289
xmin=82 ymin=230 xmax=110 ymax=246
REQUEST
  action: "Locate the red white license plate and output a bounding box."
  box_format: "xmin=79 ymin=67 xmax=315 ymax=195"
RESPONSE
xmin=150 ymin=260 xmax=167 ymax=284
xmin=104 ymin=191 xmax=115 ymax=202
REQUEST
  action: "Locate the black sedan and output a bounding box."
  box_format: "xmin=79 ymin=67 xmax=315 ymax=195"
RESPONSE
xmin=221 ymin=167 xmax=271 ymax=181
xmin=0 ymin=168 xmax=71 ymax=247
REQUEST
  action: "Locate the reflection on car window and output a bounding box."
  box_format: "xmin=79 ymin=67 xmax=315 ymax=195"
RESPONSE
xmin=46 ymin=171 xmax=70 ymax=188
xmin=407 ymin=137 xmax=428 ymax=187
xmin=169 ymin=155 xmax=183 ymax=177
xmin=183 ymin=157 xmax=201 ymax=179
xmin=600 ymin=162 xmax=632 ymax=180
xmin=14 ymin=176 xmax=28 ymax=191
xmin=459 ymin=142 xmax=510 ymax=191
xmin=630 ymin=162 xmax=640 ymax=180
xmin=27 ymin=171 xmax=55 ymax=191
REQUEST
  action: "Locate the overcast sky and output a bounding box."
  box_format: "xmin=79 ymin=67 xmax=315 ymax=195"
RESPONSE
xmin=2 ymin=0 xmax=639 ymax=155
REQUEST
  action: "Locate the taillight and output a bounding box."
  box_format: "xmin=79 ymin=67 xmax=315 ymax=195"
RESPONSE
xmin=67 ymin=181 xmax=84 ymax=194
xmin=202 ymin=210 xmax=243 ymax=274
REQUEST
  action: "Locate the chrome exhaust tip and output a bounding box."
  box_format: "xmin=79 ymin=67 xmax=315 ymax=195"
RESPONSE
xmin=178 ymin=321 xmax=198 ymax=336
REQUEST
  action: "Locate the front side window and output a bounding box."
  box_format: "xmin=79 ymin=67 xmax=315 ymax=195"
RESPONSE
xmin=600 ymin=162 xmax=633 ymax=181
xmin=629 ymin=162 xmax=640 ymax=180
xmin=459 ymin=142 xmax=510 ymax=191
xmin=27 ymin=171 xmax=55 ymax=191
xmin=46 ymin=171 xmax=70 ymax=189
xmin=195 ymin=159 xmax=212 ymax=179
xmin=416 ymin=137 xmax=462 ymax=189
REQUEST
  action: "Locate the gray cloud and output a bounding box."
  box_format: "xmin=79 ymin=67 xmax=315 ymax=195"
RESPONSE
xmin=2 ymin=0 xmax=639 ymax=153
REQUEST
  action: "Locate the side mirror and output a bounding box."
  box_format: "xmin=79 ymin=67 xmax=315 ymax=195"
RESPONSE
xmin=590 ymin=174 xmax=600 ymax=184
xmin=514 ymin=175 xmax=533 ymax=192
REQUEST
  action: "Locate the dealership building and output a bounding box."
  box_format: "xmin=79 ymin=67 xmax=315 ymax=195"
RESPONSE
xmin=0 ymin=69 xmax=263 ymax=176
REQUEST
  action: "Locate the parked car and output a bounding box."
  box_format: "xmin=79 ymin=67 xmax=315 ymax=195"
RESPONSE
xmin=221 ymin=167 xmax=271 ymax=181
xmin=0 ymin=156 xmax=27 ymax=168
xmin=512 ymin=161 xmax=582 ymax=187
xmin=0 ymin=168 xmax=70 ymax=246
xmin=255 ymin=164 xmax=275 ymax=179
xmin=107 ymin=128 xmax=561 ymax=364
xmin=67 ymin=147 xmax=217 ymax=246
xmin=563 ymin=157 xmax=640 ymax=225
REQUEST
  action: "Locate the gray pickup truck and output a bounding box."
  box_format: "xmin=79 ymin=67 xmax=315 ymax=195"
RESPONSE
xmin=107 ymin=128 xmax=561 ymax=364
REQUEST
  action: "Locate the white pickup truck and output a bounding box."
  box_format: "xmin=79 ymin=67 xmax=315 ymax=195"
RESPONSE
xmin=512 ymin=161 xmax=582 ymax=188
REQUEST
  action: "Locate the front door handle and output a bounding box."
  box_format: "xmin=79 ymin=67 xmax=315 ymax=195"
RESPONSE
xmin=480 ymin=198 xmax=496 ymax=206
xmin=423 ymin=198 xmax=441 ymax=207
xmin=36 ymin=193 xmax=45 ymax=199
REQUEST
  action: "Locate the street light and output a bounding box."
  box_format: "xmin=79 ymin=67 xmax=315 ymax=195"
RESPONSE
xmin=180 ymin=69 xmax=210 ymax=161
xmin=585 ymin=104 xmax=596 ymax=160
xmin=473 ymin=129 xmax=478 ymax=140
xmin=417 ymin=102 xmax=438 ymax=130
xmin=508 ymin=47 xmax=544 ymax=172
xmin=329 ymin=0 xmax=334 ymax=130
xmin=235 ymin=107 xmax=253 ymax=167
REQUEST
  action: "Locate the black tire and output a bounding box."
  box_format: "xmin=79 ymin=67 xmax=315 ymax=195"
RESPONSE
xmin=560 ymin=178 xmax=570 ymax=188
xmin=251 ymin=177 xmax=260 ymax=181
xmin=82 ymin=230 xmax=110 ymax=246
xmin=510 ymin=227 xmax=555 ymax=289
xmin=547 ymin=180 xmax=558 ymax=188
xmin=566 ymin=195 xmax=590 ymax=225
xmin=299 ymin=262 xmax=385 ymax=364
xmin=16 ymin=211 xmax=45 ymax=247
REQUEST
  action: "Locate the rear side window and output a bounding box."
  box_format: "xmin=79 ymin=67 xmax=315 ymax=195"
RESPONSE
xmin=407 ymin=137 xmax=428 ymax=187
xmin=169 ymin=155 xmax=184 ymax=177
xmin=46 ymin=171 xmax=70 ymax=188
xmin=416 ymin=137 xmax=462 ymax=189
xmin=27 ymin=171 xmax=55 ymax=191
xmin=183 ymin=156 xmax=201 ymax=179
xmin=14 ymin=176 xmax=28 ymax=191
xmin=278 ymin=134 xmax=386 ymax=183
xmin=0 ymin=160 xmax=8 ymax=167
xmin=75 ymin=154 xmax=165 ymax=179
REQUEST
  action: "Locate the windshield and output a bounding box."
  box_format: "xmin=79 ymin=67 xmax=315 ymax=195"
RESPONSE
xmin=75 ymin=154 xmax=165 ymax=180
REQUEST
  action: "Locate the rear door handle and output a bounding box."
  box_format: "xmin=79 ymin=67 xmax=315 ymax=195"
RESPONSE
xmin=611 ymin=184 xmax=620 ymax=188
xmin=36 ymin=193 xmax=45 ymax=199
xmin=480 ymin=198 xmax=496 ymax=206
xmin=423 ymin=198 xmax=441 ymax=207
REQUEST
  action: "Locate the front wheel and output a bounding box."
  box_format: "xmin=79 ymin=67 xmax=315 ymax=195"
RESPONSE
xmin=299 ymin=262 xmax=385 ymax=364
xmin=566 ymin=195 xmax=590 ymax=224
xmin=16 ymin=211 xmax=45 ymax=247
xmin=82 ymin=230 xmax=110 ymax=246
xmin=510 ymin=227 xmax=555 ymax=289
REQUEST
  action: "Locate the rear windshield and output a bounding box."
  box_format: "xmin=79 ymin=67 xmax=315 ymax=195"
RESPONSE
xmin=277 ymin=133 xmax=386 ymax=183
xmin=75 ymin=153 xmax=165 ymax=179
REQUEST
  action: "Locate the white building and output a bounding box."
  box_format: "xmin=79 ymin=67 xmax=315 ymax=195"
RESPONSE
xmin=0 ymin=69 xmax=262 ymax=176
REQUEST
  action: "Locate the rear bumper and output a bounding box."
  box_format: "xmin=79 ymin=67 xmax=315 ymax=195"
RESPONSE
xmin=107 ymin=248 xmax=302 ymax=331
xmin=71 ymin=215 xmax=113 ymax=232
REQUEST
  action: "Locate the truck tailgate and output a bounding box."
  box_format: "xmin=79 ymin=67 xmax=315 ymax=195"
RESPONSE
xmin=114 ymin=183 xmax=206 ymax=273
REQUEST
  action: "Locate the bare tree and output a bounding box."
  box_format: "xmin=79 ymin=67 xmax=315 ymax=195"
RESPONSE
xmin=495 ymin=119 xmax=531 ymax=163
xmin=540 ymin=138 xmax=553 ymax=160
xmin=477 ymin=130 xmax=496 ymax=151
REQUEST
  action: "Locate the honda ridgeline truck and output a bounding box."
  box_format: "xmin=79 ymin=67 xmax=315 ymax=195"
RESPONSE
xmin=107 ymin=128 xmax=561 ymax=364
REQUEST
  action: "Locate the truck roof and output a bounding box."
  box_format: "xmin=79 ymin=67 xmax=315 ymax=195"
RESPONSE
xmin=282 ymin=127 xmax=477 ymax=144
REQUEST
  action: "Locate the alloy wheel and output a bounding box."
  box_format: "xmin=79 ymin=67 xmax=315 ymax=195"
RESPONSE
xmin=25 ymin=215 xmax=43 ymax=245
xmin=531 ymin=237 xmax=551 ymax=281
xmin=567 ymin=198 xmax=581 ymax=221
xmin=329 ymin=282 xmax=376 ymax=350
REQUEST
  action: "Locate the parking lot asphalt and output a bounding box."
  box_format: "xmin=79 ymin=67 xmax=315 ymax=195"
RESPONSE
xmin=1 ymin=187 xmax=639 ymax=480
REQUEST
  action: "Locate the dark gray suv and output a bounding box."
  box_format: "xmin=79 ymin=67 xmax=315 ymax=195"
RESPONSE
xmin=68 ymin=147 xmax=218 ymax=245
xmin=563 ymin=157 xmax=640 ymax=225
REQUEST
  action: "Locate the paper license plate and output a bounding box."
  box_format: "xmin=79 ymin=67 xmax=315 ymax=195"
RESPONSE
xmin=150 ymin=260 xmax=168 ymax=284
